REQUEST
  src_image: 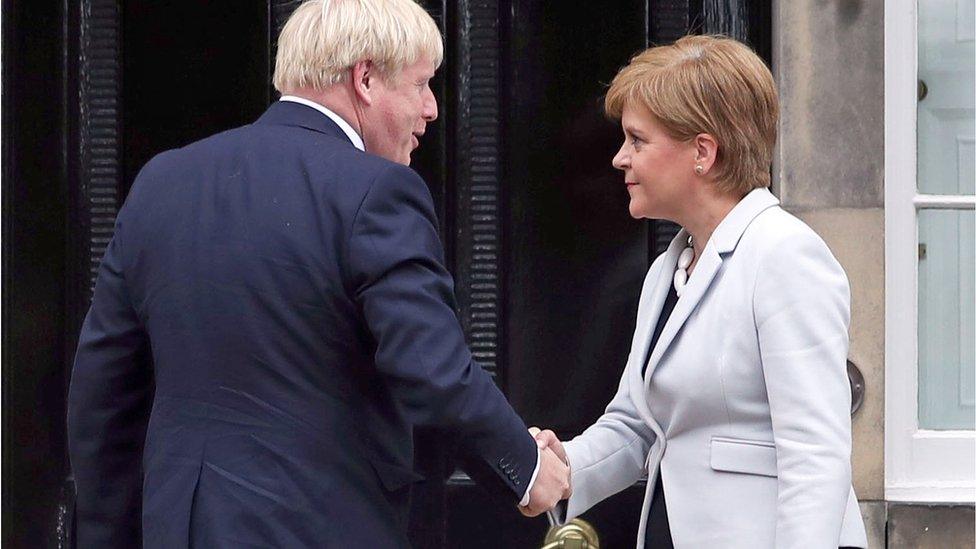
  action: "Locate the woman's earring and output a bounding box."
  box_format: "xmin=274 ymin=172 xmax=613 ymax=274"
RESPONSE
xmin=695 ymin=165 xmax=704 ymax=175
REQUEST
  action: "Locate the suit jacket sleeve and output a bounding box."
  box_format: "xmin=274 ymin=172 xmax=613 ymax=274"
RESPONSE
xmin=754 ymin=230 xmax=853 ymax=547
xmin=67 ymin=213 xmax=153 ymax=548
xmin=346 ymin=163 xmax=537 ymax=502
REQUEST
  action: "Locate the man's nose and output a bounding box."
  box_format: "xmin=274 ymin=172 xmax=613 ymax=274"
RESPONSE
xmin=423 ymin=89 xmax=438 ymax=122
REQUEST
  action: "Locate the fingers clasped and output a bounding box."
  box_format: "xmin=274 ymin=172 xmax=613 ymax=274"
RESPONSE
xmin=520 ymin=427 xmax=572 ymax=517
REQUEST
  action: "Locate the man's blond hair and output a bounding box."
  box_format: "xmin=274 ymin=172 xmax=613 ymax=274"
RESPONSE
xmin=605 ymin=35 xmax=778 ymax=195
xmin=273 ymin=0 xmax=443 ymax=93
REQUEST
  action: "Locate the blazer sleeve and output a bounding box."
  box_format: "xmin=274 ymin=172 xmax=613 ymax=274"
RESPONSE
xmin=67 ymin=215 xmax=153 ymax=548
xmin=559 ymin=267 xmax=660 ymax=522
xmin=754 ymin=229 xmax=853 ymax=547
xmin=346 ymin=164 xmax=537 ymax=502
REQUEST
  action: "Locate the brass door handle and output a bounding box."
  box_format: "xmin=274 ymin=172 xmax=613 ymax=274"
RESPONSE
xmin=541 ymin=519 xmax=600 ymax=549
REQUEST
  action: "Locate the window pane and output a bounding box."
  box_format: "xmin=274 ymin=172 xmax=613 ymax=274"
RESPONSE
xmin=917 ymin=0 xmax=975 ymax=195
xmin=918 ymin=209 xmax=975 ymax=430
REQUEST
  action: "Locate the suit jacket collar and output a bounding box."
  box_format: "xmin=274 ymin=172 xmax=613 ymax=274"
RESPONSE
xmin=710 ymin=187 xmax=780 ymax=254
xmin=638 ymin=187 xmax=780 ymax=386
xmin=255 ymin=100 xmax=357 ymax=148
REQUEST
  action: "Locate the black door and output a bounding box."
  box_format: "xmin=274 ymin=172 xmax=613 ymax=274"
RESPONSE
xmin=3 ymin=1 xmax=768 ymax=547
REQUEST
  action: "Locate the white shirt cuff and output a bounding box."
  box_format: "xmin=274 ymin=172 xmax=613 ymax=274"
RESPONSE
xmin=518 ymin=447 xmax=542 ymax=507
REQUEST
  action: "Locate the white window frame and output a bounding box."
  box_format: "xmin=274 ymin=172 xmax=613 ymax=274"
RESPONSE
xmin=884 ymin=0 xmax=976 ymax=503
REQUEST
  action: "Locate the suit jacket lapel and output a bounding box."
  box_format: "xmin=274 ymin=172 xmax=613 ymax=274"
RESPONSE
xmin=627 ymin=232 xmax=685 ymax=420
xmin=642 ymin=188 xmax=781 ymax=387
xmin=643 ymin=237 xmax=723 ymax=386
xmin=626 ymin=253 xmax=671 ymax=442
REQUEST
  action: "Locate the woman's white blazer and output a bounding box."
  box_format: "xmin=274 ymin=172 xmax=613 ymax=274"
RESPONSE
xmin=561 ymin=188 xmax=868 ymax=548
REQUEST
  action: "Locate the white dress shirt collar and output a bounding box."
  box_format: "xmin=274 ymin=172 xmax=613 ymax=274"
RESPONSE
xmin=278 ymin=95 xmax=365 ymax=152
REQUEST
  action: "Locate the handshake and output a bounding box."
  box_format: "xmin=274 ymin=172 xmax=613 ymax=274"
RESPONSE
xmin=520 ymin=427 xmax=572 ymax=517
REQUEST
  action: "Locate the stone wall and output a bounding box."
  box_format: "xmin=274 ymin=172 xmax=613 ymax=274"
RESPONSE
xmin=772 ymin=1 xmax=973 ymax=546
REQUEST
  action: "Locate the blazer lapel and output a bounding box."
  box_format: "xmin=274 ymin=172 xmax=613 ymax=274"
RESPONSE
xmin=627 ymin=233 xmax=684 ymax=433
xmin=632 ymin=234 xmax=684 ymax=375
xmin=643 ymin=236 xmax=723 ymax=386
xmin=642 ymin=187 xmax=781 ymax=387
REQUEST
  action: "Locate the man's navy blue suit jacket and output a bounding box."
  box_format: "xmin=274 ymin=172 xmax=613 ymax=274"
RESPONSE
xmin=67 ymin=101 xmax=538 ymax=548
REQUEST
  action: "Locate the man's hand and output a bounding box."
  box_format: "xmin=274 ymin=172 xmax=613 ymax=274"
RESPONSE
xmin=519 ymin=445 xmax=571 ymax=517
xmin=519 ymin=427 xmax=573 ymax=517
xmin=529 ymin=427 xmax=567 ymax=465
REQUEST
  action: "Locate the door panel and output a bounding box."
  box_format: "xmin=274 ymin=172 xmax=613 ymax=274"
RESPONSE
xmin=916 ymin=0 xmax=976 ymax=430
xmin=3 ymin=1 xmax=70 ymax=545
xmin=122 ymin=1 xmax=270 ymax=197
xmin=491 ymin=2 xmax=652 ymax=546
xmin=504 ymin=0 xmax=649 ymax=436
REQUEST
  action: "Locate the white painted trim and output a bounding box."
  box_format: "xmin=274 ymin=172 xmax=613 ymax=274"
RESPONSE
xmin=885 ymin=0 xmax=921 ymax=502
xmin=915 ymin=429 xmax=976 ymax=439
xmin=887 ymin=485 xmax=976 ymax=504
xmin=884 ymin=0 xmax=976 ymax=504
xmin=913 ymin=195 xmax=976 ymax=209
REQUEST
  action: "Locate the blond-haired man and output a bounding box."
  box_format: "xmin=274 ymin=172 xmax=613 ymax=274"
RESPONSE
xmin=67 ymin=1 xmax=568 ymax=546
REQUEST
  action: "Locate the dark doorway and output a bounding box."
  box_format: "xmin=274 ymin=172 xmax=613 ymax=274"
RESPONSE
xmin=121 ymin=1 xmax=270 ymax=197
xmin=2 ymin=1 xmax=769 ymax=547
xmin=3 ymin=0 xmax=71 ymax=545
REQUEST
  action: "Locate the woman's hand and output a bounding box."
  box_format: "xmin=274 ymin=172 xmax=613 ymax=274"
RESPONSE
xmin=529 ymin=427 xmax=568 ymax=466
xmin=519 ymin=445 xmax=572 ymax=517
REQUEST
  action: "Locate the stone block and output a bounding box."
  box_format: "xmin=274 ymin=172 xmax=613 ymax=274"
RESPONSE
xmin=859 ymin=500 xmax=887 ymax=549
xmin=773 ymin=0 xmax=885 ymax=209
xmin=888 ymin=503 xmax=975 ymax=548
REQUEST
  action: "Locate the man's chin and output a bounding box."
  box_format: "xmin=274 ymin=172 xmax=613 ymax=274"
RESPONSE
xmin=401 ymin=149 xmax=415 ymax=166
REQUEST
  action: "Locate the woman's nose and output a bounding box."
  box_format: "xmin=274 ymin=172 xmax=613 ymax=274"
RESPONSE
xmin=612 ymin=144 xmax=629 ymax=170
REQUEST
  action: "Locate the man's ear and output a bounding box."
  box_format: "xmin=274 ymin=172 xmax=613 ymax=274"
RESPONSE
xmin=350 ymin=60 xmax=375 ymax=106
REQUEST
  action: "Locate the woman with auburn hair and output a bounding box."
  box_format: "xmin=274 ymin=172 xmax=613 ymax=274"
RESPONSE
xmin=533 ymin=35 xmax=868 ymax=548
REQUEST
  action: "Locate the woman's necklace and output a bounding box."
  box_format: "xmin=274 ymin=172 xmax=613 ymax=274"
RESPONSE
xmin=673 ymin=235 xmax=694 ymax=298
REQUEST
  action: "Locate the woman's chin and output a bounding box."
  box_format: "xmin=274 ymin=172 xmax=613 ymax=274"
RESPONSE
xmin=628 ymin=202 xmax=650 ymax=220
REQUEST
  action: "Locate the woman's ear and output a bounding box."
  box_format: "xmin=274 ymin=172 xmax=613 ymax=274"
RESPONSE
xmin=350 ymin=60 xmax=375 ymax=107
xmin=694 ymin=133 xmax=719 ymax=173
